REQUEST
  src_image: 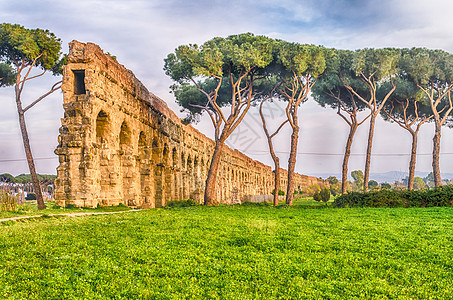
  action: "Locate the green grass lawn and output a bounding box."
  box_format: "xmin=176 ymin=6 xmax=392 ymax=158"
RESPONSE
xmin=1 ymin=204 xmax=452 ymax=299
xmin=0 ymin=201 xmax=131 ymax=219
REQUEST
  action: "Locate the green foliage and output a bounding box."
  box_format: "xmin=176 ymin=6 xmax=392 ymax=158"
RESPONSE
xmin=25 ymin=193 xmax=36 ymax=200
xmin=312 ymin=50 xmax=369 ymax=111
xmin=351 ymin=170 xmax=364 ymax=191
xmin=333 ymin=185 xmax=453 ymax=208
xmin=413 ymin=177 xmax=427 ymax=190
xmin=313 ymin=186 xmax=330 ymax=202
xmin=240 ymin=201 xmax=272 ymax=207
xmin=0 ymin=23 xmax=63 ymax=74
xmin=164 ymin=33 xmax=279 ymax=123
xmin=278 ymin=43 xmax=329 ymax=78
xmin=0 ymin=173 xmax=15 ymax=183
xmin=352 ymin=48 xmax=400 ymax=80
xmin=381 ymin=182 xmax=392 ymax=189
xmin=0 ymin=62 xmax=15 ymax=86
xmin=399 ymin=47 xmax=453 ymax=86
xmin=351 ymin=170 xmax=363 ymax=183
xmin=165 ymin=199 xmax=200 ymax=208
xmin=379 ymin=76 xmax=433 ymax=127
xmin=1 ymin=207 xmax=453 ymax=298
xmin=368 ymin=180 xmax=379 ymax=190
xmin=0 ymin=191 xmax=16 ymax=211
xmin=0 ymin=173 xmax=56 ymax=184
xmin=272 ymin=189 xmax=285 ymax=196
xmin=423 ymin=172 xmax=435 ymax=188
xmin=326 ymin=176 xmax=341 ymax=196
xmin=306 ymin=184 xmax=321 ymax=196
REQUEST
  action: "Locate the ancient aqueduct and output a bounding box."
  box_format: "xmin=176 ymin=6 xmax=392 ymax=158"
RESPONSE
xmin=54 ymin=41 xmax=326 ymax=208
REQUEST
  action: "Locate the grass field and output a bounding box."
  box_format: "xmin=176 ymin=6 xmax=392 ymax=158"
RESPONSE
xmin=0 ymin=201 xmax=131 ymax=219
xmin=1 ymin=201 xmax=452 ymax=299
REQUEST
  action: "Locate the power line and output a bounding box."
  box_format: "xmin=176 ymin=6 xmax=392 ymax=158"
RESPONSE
xmin=244 ymin=150 xmax=453 ymax=157
xmin=0 ymin=157 xmax=58 ymax=163
xmin=1 ymin=151 xmax=452 ymax=164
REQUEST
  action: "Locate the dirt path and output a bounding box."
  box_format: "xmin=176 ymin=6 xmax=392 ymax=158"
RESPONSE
xmin=0 ymin=209 xmax=143 ymax=223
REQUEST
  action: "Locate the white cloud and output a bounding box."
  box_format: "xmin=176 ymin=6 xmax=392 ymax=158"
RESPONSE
xmin=1 ymin=0 xmax=453 ymax=177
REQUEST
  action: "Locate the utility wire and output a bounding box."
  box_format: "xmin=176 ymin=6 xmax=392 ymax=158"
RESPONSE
xmin=0 ymin=157 xmax=57 ymax=163
xmin=2 ymin=151 xmax=453 ymax=163
xmin=245 ymin=150 xmax=453 ymax=157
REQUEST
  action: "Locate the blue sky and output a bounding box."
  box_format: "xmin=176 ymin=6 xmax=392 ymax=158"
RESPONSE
xmin=1 ymin=0 xmax=453 ymax=181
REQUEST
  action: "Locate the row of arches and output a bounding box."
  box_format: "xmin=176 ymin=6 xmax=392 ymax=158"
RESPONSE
xmin=93 ymin=110 xmax=216 ymax=206
xmin=84 ymin=109 xmax=290 ymax=207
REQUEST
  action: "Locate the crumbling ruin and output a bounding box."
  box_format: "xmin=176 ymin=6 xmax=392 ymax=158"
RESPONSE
xmin=54 ymin=41 xmax=326 ymax=208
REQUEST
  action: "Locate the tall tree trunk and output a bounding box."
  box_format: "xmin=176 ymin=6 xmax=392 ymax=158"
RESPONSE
xmin=432 ymin=120 xmax=442 ymax=187
xmin=15 ymin=87 xmax=45 ymax=210
xmin=363 ymin=114 xmax=377 ymax=192
xmin=408 ymin=131 xmax=417 ymax=190
xmin=273 ymin=164 xmax=280 ymax=206
xmin=204 ymin=140 xmax=225 ymax=205
xmin=286 ymin=124 xmax=299 ymax=205
xmin=342 ymin=123 xmax=358 ymax=194
xmin=263 ymin=130 xmax=281 ymax=206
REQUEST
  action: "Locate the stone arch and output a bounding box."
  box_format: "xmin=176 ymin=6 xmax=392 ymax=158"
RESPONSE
xmin=119 ymin=121 xmax=131 ymax=148
xmin=171 ymin=147 xmax=179 ymax=200
xmin=163 ymin=143 xmax=169 ymax=163
xmin=152 ymin=138 xmax=164 ymax=207
xmin=187 ymin=155 xmax=193 ymax=171
xmin=186 ymin=155 xmax=193 ymax=199
xmin=96 ymin=110 xmax=109 ymax=144
xmin=172 ymin=147 xmax=178 ymax=167
xmin=162 ymin=142 xmax=173 ymax=204
xmin=152 ymin=138 xmax=160 ymax=162
xmin=181 ymin=152 xmax=186 ymax=170
xmin=138 ymin=131 xmax=152 ymax=207
xmin=119 ymin=121 xmax=135 ymax=205
xmin=95 ymin=110 xmax=113 ymax=205
xmin=194 ymin=156 xmax=199 ymax=174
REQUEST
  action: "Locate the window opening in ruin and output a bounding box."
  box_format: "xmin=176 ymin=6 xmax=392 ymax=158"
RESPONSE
xmin=163 ymin=144 xmax=169 ymax=156
xmin=138 ymin=132 xmax=146 ymax=148
xmin=73 ymin=70 xmax=86 ymax=95
xmin=119 ymin=122 xmax=131 ymax=145
xmin=172 ymin=148 xmax=177 ymax=167
xmin=96 ymin=111 xmax=109 ymax=144
xmin=152 ymin=139 xmax=160 ymax=162
xmin=187 ymin=155 xmax=192 ymax=170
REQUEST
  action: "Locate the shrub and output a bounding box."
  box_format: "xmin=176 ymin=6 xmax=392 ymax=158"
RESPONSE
xmin=25 ymin=193 xmax=36 ymax=200
xmin=272 ymin=189 xmax=285 ymax=196
xmin=307 ymin=184 xmax=321 ymax=196
xmin=313 ymin=187 xmax=330 ymax=202
xmin=166 ymin=199 xmax=199 ymax=208
xmin=0 ymin=191 xmax=16 ymax=211
xmin=241 ymin=201 xmax=272 ymax=207
xmin=333 ymin=185 xmax=453 ymax=208
xmin=381 ymin=183 xmax=391 ymax=189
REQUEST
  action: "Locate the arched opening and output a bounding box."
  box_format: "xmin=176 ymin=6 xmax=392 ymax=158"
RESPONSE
xmin=119 ymin=121 xmax=134 ymax=206
xmin=172 ymin=148 xmax=178 ymax=200
xmin=181 ymin=153 xmax=185 ymax=170
xmin=162 ymin=143 xmax=172 ymax=204
xmin=152 ymin=138 xmax=164 ymax=207
xmin=119 ymin=122 xmax=131 ymax=147
xmin=138 ymin=131 xmax=152 ymax=207
xmin=172 ymin=148 xmax=178 ymax=167
xmin=96 ymin=110 xmax=109 ymax=144
xmin=95 ymin=110 xmax=111 ymax=205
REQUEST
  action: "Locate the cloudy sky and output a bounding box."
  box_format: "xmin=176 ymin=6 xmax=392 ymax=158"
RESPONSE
xmin=1 ymin=0 xmax=453 ymax=181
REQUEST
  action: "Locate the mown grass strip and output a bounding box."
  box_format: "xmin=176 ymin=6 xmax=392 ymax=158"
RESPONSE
xmin=1 ymin=206 xmax=452 ymax=299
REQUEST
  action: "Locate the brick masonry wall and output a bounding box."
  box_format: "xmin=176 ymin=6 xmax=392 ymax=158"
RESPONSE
xmin=54 ymin=41 xmax=327 ymax=207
